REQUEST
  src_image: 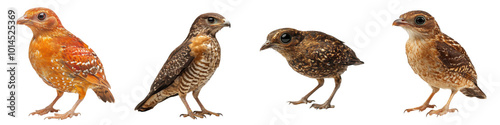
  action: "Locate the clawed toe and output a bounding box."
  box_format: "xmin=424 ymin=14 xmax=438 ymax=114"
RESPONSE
xmin=289 ymin=99 xmax=314 ymax=105
xmin=404 ymin=104 xmax=436 ymax=113
xmin=426 ymin=108 xmax=458 ymax=116
xmin=310 ymin=103 xmax=335 ymax=109
xmin=45 ymin=111 xmax=80 ymax=120
xmin=29 ymin=107 xmax=59 ymax=116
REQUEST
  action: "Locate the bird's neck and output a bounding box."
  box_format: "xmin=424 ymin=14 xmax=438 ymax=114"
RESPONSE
xmin=31 ymin=27 xmax=70 ymax=38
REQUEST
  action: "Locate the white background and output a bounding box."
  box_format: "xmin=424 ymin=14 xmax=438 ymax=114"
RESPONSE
xmin=1 ymin=0 xmax=500 ymax=125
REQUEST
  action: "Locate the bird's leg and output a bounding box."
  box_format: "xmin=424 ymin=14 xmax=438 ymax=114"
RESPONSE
xmin=311 ymin=76 xmax=341 ymax=109
xmin=179 ymin=93 xmax=204 ymax=119
xmin=289 ymin=79 xmax=324 ymax=105
xmin=405 ymin=87 xmax=439 ymax=113
xmin=30 ymin=90 xmax=64 ymax=116
xmin=46 ymin=88 xmax=86 ymax=120
xmin=192 ymin=89 xmax=222 ymax=117
xmin=427 ymin=89 xmax=458 ymax=116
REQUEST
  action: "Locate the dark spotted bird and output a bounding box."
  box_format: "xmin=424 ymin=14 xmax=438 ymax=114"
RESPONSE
xmin=17 ymin=7 xmax=114 ymax=120
xmin=260 ymin=28 xmax=363 ymax=109
xmin=135 ymin=13 xmax=230 ymax=119
xmin=393 ymin=10 xmax=486 ymax=116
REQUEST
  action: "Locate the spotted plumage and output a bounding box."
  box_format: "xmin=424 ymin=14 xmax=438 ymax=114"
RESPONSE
xmin=260 ymin=28 xmax=363 ymax=109
xmin=18 ymin=7 xmax=114 ymax=120
xmin=135 ymin=13 xmax=230 ymax=119
xmin=393 ymin=10 xmax=485 ymax=116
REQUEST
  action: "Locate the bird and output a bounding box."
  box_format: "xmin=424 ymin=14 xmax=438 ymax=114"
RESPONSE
xmin=135 ymin=13 xmax=230 ymax=119
xmin=393 ymin=10 xmax=486 ymax=116
xmin=17 ymin=7 xmax=114 ymax=120
xmin=260 ymin=28 xmax=363 ymax=109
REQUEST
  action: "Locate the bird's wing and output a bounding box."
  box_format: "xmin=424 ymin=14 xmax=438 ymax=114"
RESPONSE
xmin=59 ymin=38 xmax=109 ymax=88
xmin=149 ymin=40 xmax=194 ymax=95
xmin=435 ymin=34 xmax=477 ymax=84
xmin=311 ymin=38 xmax=363 ymax=66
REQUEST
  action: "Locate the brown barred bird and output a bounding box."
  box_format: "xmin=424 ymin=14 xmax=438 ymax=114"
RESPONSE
xmin=260 ymin=28 xmax=363 ymax=109
xmin=17 ymin=7 xmax=114 ymax=120
xmin=135 ymin=13 xmax=230 ymax=119
xmin=393 ymin=10 xmax=486 ymax=116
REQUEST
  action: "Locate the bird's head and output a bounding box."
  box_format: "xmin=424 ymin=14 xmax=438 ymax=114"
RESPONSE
xmin=260 ymin=28 xmax=304 ymax=54
xmin=17 ymin=7 xmax=64 ymax=34
xmin=190 ymin=13 xmax=230 ymax=36
xmin=393 ymin=10 xmax=441 ymax=38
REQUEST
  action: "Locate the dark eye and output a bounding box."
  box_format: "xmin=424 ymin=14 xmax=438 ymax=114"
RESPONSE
xmin=38 ymin=12 xmax=46 ymax=20
xmin=207 ymin=17 xmax=215 ymax=24
xmin=415 ymin=16 xmax=426 ymax=25
xmin=280 ymin=33 xmax=291 ymax=43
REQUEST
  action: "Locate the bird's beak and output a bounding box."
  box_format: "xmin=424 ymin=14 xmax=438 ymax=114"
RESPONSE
xmin=260 ymin=40 xmax=272 ymax=51
xmin=223 ymin=21 xmax=231 ymax=28
xmin=392 ymin=18 xmax=408 ymax=26
xmin=17 ymin=15 xmax=30 ymax=25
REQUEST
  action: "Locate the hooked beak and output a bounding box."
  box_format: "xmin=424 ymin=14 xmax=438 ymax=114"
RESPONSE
xmin=393 ymin=18 xmax=408 ymax=26
xmin=17 ymin=15 xmax=30 ymax=25
xmin=260 ymin=40 xmax=272 ymax=51
xmin=223 ymin=21 xmax=231 ymax=28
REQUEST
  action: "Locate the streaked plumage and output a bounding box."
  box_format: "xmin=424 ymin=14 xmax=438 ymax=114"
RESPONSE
xmin=393 ymin=10 xmax=485 ymax=116
xmin=135 ymin=13 xmax=230 ymax=119
xmin=260 ymin=28 xmax=363 ymax=109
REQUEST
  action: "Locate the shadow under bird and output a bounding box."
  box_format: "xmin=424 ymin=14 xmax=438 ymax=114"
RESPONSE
xmin=393 ymin=10 xmax=486 ymax=116
xmin=260 ymin=28 xmax=363 ymax=109
xmin=135 ymin=13 xmax=230 ymax=119
xmin=17 ymin=7 xmax=114 ymax=120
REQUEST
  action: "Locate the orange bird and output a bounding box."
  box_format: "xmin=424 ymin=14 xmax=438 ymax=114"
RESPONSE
xmin=17 ymin=7 xmax=114 ymax=119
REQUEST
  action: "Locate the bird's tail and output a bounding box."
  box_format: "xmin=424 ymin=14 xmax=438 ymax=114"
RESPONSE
xmin=135 ymin=92 xmax=178 ymax=112
xmin=352 ymin=60 xmax=364 ymax=65
xmin=92 ymin=87 xmax=115 ymax=103
xmin=460 ymin=86 xmax=486 ymax=99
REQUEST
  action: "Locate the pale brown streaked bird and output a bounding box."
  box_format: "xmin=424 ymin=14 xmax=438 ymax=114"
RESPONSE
xmin=17 ymin=7 xmax=114 ymax=120
xmin=393 ymin=10 xmax=486 ymax=116
xmin=260 ymin=28 xmax=363 ymax=109
xmin=135 ymin=13 xmax=230 ymax=119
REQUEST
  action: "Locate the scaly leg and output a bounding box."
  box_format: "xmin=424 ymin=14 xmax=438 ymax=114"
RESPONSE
xmin=192 ymin=88 xmax=221 ymax=117
xmin=30 ymin=90 xmax=64 ymax=116
xmin=289 ymin=79 xmax=324 ymax=105
xmin=405 ymin=86 xmax=439 ymax=113
xmin=311 ymin=76 xmax=340 ymax=109
xmin=427 ymin=89 xmax=458 ymax=116
xmin=46 ymin=88 xmax=86 ymax=120
xmin=179 ymin=93 xmax=204 ymax=119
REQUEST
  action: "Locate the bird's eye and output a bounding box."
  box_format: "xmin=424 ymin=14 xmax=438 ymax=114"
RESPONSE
xmin=280 ymin=33 xmax=291 ymax=43
xmin=38 ymin=12 xmax=46 ymax=20
xmin=415 ymin=16 xmax=426 ymax=25
xmin=207 ymin=17 xmax=216 ymax=24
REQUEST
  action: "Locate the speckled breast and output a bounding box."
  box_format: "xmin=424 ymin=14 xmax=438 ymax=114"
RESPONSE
xmin=287 ymin=56 xmax=347 ymax=79
xmin=178 ymin=40 xmax=221 ymax=93
xmin=29 ymin=38 xmax=83 ymax=93
xmin=405 ymin=39 xmax=465 ymax=89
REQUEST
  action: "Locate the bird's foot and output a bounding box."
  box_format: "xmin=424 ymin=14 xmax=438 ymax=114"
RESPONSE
xmin=426 ymin=108 xmax=458 ymax=116
xmin=310 ymin=103 xmax=335 ymax=109
xmin=404 ymin=104 xmax=436 ymax=113
xmin=29 ymin=106 xmax=59 ymax=116
xmin=194 ymin=110 xmax=222 ymax=117
xmin=289 ymin=98 xmax=314 ymax=105
xmin=45 ymin=110 xmax=80 ymax=120
xmin=180 ymin=112 xmax=206 ymax=119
